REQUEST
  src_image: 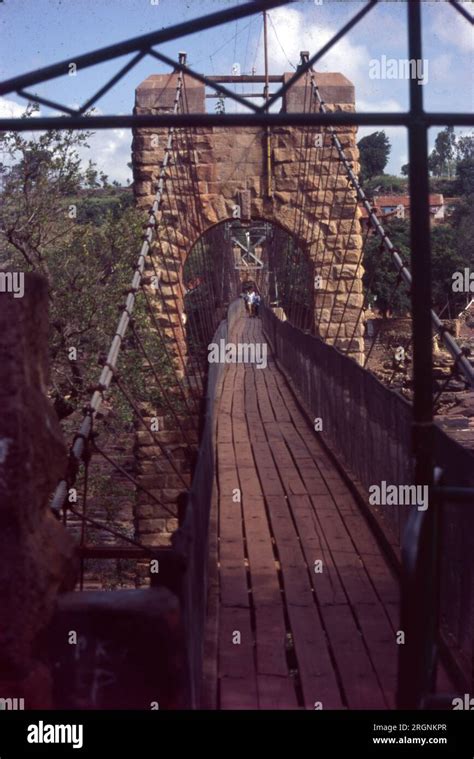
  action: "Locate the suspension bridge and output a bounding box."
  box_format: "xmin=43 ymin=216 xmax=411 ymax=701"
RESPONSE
xmin=0 ymin=0 xmax=473 ymax=714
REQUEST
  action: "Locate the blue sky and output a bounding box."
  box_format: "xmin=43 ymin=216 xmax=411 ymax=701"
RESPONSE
xmin=0 ymin=0 xmax=472 ymax=182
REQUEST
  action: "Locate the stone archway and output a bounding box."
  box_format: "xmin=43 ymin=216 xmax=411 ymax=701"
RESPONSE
xmin=132 ymin=68 xmax=364 ymax=362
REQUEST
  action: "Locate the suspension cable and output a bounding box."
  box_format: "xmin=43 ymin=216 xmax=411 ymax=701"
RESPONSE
xmin=50 ymin=59 xmax=187 ymax=515
xmin=309 ymin=69 xmax=474 ymax=389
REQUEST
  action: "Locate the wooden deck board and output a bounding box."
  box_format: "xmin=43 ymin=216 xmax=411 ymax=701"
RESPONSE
xmin=219 ymin=606 xmax=255 ymax=679
xmin=257 ymin=675 xmax=299 ymax=709
xmin=210 ymin=308 xmax=410 ymax=710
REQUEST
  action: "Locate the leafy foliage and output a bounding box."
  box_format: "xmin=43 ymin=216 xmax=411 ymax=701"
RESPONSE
xmin=456 ymin=156 xmax=474 ymax=196
xmin=363 ymin=213 xmax=473 ymax=318
xmin=357 ymin=131 xmax=391 ymax=183
xmin=429 ymin=128 xmax=474 ymax=183
xmin=363 ymin=218 xmax=411 ymax=317
xmin=429 ymin=126 xmax=457 ymax=178
xmin=0 ymin=107 xmax=171 ymax=424
xmin=362 ymin=130 xmax=474 ymax=318
xmin=364 ymin=174 xmax=407 ymax=197
xmin=431 ymin=223 xmax=470 ymax=316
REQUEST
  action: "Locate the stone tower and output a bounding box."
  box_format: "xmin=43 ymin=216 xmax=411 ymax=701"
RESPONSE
xmin=131 ymin=67 xmax=364 ymax=553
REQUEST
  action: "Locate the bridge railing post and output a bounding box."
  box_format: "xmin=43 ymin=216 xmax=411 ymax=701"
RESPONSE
xmin=397 ymin=0 xmax=438 ymax=710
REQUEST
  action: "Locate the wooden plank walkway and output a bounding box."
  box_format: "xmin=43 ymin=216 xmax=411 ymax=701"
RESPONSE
xmin=206 ymin=307 xmax=445 ymax=710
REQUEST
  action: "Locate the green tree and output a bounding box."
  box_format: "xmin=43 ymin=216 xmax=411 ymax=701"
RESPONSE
xmin=357 ymin=131 xmax=391 ymax=183
xmin=363 ymin=218 xmax=411 ymax=317
xmin=364 ymin=216 xmax=472 ymax=318
xmin=429 ymin=126 xmax=457 ymax=178
xmin=456 ymin=133 xmax=474 ymax=162
xmin=364 ymin=174 xmax=407 ymax=197
xmin=453 ymin=199 xmax=474 ymax=279
xmin=431 ymin=224 xmax=468 ymax=316
xmin=0 ymin=107 xmax=87 ymax=279
xmin=85 ymin=160 xmax=100 ymax=188
xmin=0 ymin=111 xmax=158 ymax=422
xmin=456 ymin=157 xmax=474 ymax=196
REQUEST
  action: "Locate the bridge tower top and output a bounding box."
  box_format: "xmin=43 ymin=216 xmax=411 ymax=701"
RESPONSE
xmin=131 ymin=62 xmax=363 ymax=364
xmin=134 ymin=70 xmax=355 ymax=113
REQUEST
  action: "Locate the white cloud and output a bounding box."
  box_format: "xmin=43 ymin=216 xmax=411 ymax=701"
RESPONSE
xmin=430 ymin=53 xmax=454 ymax=83
xmin=0 ymin=96 xmax=34 ymax=118
xmin=430 ymin=3 xmax=474 ymax=53
xmin=263 ymin=7 xmax=370 ymax=96
xmin=259 ymin=7 xmax=414 ymax=115
xmin=357 ymin=97 xmax=405 ymax=145
xmin=259 ymin=8 xmax=409 ymax=176
xmin=0 ymin=96 xmax=132 ymax=184
xmin=78 ymin=127 xmax=133 ymax=184
xmin=45 ymin=105 xmax=132 ymax=184
xmin=357 ymin=97 xmax=403 ymax=114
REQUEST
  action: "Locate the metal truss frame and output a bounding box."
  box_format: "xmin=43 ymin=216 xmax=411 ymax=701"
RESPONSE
xmin=0 ymin=0 xmax=471 ymax=132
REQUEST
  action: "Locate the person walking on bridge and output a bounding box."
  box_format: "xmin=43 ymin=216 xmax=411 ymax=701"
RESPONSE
xmin=247 ymin=289 xmax=257 ymax=318
xmin=241 ymin=289 xmax=251 ymax=315
xmin=253 ymin=291 xmax=261 ymax=318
